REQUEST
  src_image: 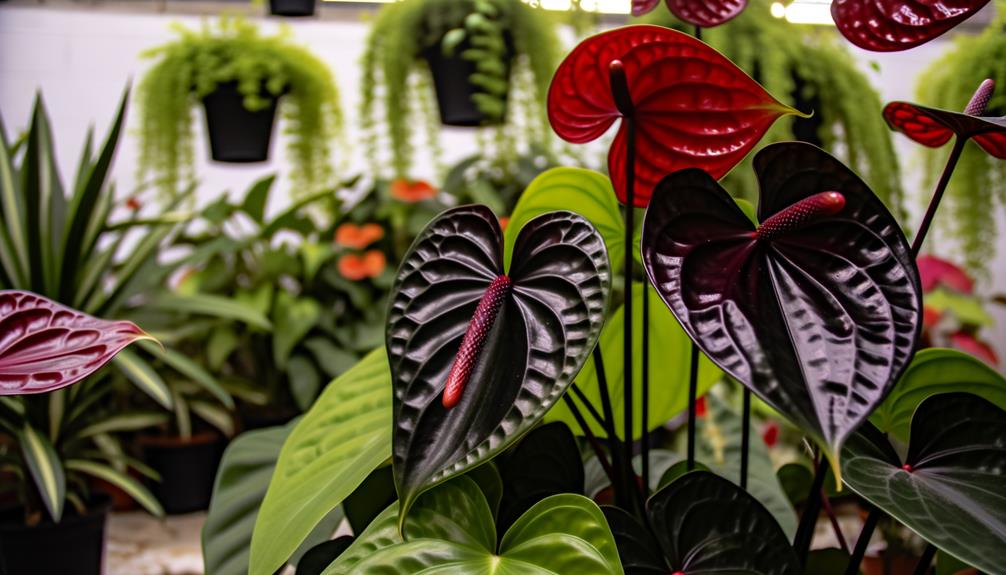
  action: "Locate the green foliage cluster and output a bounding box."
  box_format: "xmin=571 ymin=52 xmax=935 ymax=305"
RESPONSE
xmin=360 ymin=0 xmax=561 ymax=178
xmin=136 ymin=17 xmax=343 ymax=200
xmin=915 ymin=6 xmax=1006 ymax=275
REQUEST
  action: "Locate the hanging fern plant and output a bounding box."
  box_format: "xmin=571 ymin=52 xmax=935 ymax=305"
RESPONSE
xmin=641 ymin=0 xmax=904 ymax=216
xmin=360 ymin=0 xmax=561 ymax=179
xmin=915 ymin=4 xmax=1006 ymax=275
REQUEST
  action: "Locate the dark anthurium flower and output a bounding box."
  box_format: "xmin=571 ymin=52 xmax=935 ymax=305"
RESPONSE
xmin=0 ymin=290 xmax=152 ymax=394
xmin=885 ymin=79 xmax=1006 ymax=158
xmin=832 ymin=0 xmax=991 ymax=52
xmin=547 ymin=25 xmax=802 ymax=207
xmin=641 ymin=142 xmax=923 ymax=471
xmin=632 ymin=0 xmax=748 ymax=27
xmin=386 ymin=205 xmax=610 ymax=527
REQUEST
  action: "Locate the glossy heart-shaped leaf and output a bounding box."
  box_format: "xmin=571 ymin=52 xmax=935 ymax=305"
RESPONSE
xmin=665 ymin=0 xmax=749 ymax=27
xmin=884 ymin=101 xmax=1006 ymax=158
xmin=832 ymin=0 xmax=991 ymax=52
xmin=547 ymin=25 xmax=800 ymax=207
xmin=322 ymin=475 xmax=624 ymax=575
xmin=632 ymin=0 xmax=661 ymax=16
xmin=606 ymin=471 xmax=801 ymax=574
xmin=871 ymin=348 xmax=1006 ymax=442
xmin=842 ymin=393 xmax=1006 ymax=575
xmin=387 ymin=205 xmax=610 ymax=524
xmin=0 ymin=290 xmax=151 ymax=395
xmin=642 ymin=142 xmax=923 ymax=467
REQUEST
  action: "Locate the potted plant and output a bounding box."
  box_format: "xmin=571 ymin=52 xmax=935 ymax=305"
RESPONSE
xmin=136 ymin=17 xmax=343 ymax=199
xmin=360 ymin=0 xmax=561 ymax=178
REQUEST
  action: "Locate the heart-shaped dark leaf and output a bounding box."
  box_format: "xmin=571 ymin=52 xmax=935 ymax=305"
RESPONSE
xmin=665 ymin=0 xmax=749 ymax=27
xmin=831 ymin=0 xmax=991 ymax=52
xmin=0 ymin=290 xmax=151 ymax=394
xmin=605 ymin=471 xmax=801 ymax=574
xmin=547 ymin=25 xmax=800 ymax=207
xmin=387 ymin=205 xmax=610 ymax=525
xmin=884 ymin=103 xmax=1006 ymax=159
xmin=842 ymin=393 xmax=1006 ymax=575
xmin=632 ymin=0 xmax=661 ymax=16
xmin=641 ymin=142 xmax=923 ymax=468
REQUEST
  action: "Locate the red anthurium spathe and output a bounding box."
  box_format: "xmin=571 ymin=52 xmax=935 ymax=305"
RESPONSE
xmin=917 ymin=254 xmax=974 ymax=294
xmin=665 ymin=0 xmax=748 ymax=27
xmin=548 ymin=25 xmax=801 ymax=207
xmin=0 ymin=291 xmax=152 ymax=395
xmin=832 ymin=0 xmax=991 ymax=52
xmin=632 ymin=0 xmax=661 ymax=16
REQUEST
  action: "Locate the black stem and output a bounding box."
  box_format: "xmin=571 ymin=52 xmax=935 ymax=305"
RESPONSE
xmin=740 ymin=387 xmax=751 ymax=490
xmin=794 ymin=457 xmax=829 ymax=563
xmin=912 ymin=544 xmax=938 ymax=575
xmin=593 ymin=345 xmax=629 ymax=509
xmin=911 ymin=137 xmax=967 ymax=257
xmin=570 ymin=382 xmax=606 ymax=430
xmin=563 ymin=394 xmax=615 ymax=485
xmin=820 ymin=487 xmax=850 ymax=554
xmin=686 ymin=343 xmax=699 ymax=471
xmin=641 ymin=279 xmax=650 ymax=495
xmin=844 ymin=507 xmax=882 ymax=575
xmin=695 ymin=26 xmax=702 ymax=41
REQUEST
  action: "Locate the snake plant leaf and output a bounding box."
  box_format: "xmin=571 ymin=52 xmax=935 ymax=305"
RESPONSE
xmin=606 ymin=471 xmax=801 ymax=574
xmin=831 ymin=0 xmax=991 ymax=52
xmin=665 ymin=0 xmax=749 ymax=27
xmin=0 ymin=290 xmax=152 ymax=395
xmin=884 ymin=101 xmax=1006 ymax=158
xmin=842 ymin=393 xmax=1006 ymax=575
xmin=641 ymin=142 xmax=923 ymax=470
xmin=871 ymin=348 xmax=1006 ymax=442
xmin=387 ymin=205 xmax=610 ymax=526
xmin=547 ymin=25 xmax=801 ymax=207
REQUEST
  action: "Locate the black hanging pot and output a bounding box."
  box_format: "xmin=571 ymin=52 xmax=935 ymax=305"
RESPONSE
xmin=269 ymin=0 xmax=317 ymax=17
xmin=201 ymin=81 xmax=281 ymax=163
xmin=140 ymin=432 xmax=227 ymax=514
xmin=422 ymin=37 xmax=513 ymax=127
xmin=0 ymin=494 xmax=112 ymax=575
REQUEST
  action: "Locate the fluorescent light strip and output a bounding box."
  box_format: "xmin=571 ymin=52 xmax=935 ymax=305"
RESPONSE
xmin=322 ymin=0 xmax=632 ymax=14
xmin=771 ymin=1 xmax=835 ymax=26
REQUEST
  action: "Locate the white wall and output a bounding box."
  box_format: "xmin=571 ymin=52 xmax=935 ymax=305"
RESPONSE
xmin=1 ymin=2 xmax=1004 ymax=364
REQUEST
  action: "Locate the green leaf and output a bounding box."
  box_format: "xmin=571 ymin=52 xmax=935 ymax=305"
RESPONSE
xmin=871 ymin=348 xmax=1006 ymax=442
xmin=287 ymin=355 xmax=322 ymax=412
xmin=303 ymin=337 xmax=357 ymax=378
xmin=240 ymin=175 xmax=275 ymax=225
xmin=20 ymin=423 xmax=65 ymax=522
xmin=272 ymin=291 xmax=320 ymax=369
xmin=0 ymin=109 xmax=28 ymax=287
xmin=547 ymin=283 xmax=722 ymax=439
xmin=150 ymin=293 xmax=272 ymax=330
xmin=925 ymin=287 xmax=993 ymax=326
xmin=114 ymin=349 xmax=173 ymax=409
xmin=250 ymin=349 xmax=392 ymax=575
xmin=65 ymin=459 xmax=164 ymax=517
xmin=77 ymin=412 xmax=169 ymax=439
xmin=207 ymin=326 xmax=239 ymax=371
xmin=190 ymin=400 xmax=236 ymax=437
xmin=138 ymin=340 xmax=234 ymax=409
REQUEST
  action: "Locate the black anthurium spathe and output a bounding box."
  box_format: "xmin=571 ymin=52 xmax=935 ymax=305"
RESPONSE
xmin=386 ymin=205 xmax=610 ymax=528
xmin=842 ymin=393 xmax=1006 ymax=575
xmin=603 ymin=471 xmax=801 ymax=574
xmin=641 ymin=142 xmax=923 ymax=472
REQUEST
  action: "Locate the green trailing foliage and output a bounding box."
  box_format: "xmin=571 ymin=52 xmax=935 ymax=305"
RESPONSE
xmin=136 ymin=17 xmax=343 ymax=200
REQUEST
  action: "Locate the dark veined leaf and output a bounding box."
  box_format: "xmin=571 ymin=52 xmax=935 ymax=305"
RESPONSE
xmin=387 ymin=205 xmax=610 ymax=526
xmin=884 ymin=87 xmax=1006 ymax=159
xmin=0 ymin=290 xmax=152 ymax=395
xmin=842 ymin=393 xmax=1006 ymax=575
xmin=832 ymin=0 xmax=991 ymax=52
xmin=548 ymin=25 xmax=801 ymax=207
xmin=665 ymin=0 xmax=749 ymax=27
xmin=343 ymin=464 xmax=397 ymax=535
xmin=604 ymin=471 xmax=800 ymax=574
xmin=641 ymin=142 xmax=922 ymax=471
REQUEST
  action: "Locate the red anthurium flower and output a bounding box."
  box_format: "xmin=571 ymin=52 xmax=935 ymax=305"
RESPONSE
xmin=548 ymin=25 xmax=801 ymax=207
xmin=917 ymin=254 xmax=974 ymax=294
xmin=632 ymin=0 xmax=661 ymax=16
xmin=390 ymin=179 xmax=438 ymax=203
xmin=665 ymin=0 xmax=748 ymax=27
xmin=832 ymin=0 xmax=991 ymax=52
xmin=695 ymin=395 xmax=707 ymax=418
xmin=338 ymin=250 xmax=387 ymax=280
xmin=0 ymin=291 xmax=151 ymax=395
xmin=761 ymin=421 xmax=779 ymax=448
xmin=949 ymin=331 xmax=999 ymax=366
xmin=923 ymin=306 xmax=943 ymax=329
xmin=335 ymin=222 xmax=385 ymax=249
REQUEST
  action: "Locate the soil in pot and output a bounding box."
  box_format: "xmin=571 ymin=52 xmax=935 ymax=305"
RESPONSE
xmin=0 ymin=493 xmax=112 ymax=575
xmin=139 ymin=431 xmax=227 ymax=515
xmin=269 ymin=0 xmax=317 ymax=17
xmin=422 ymin=38 xmax=513 ymax=127
xmin=202 ymin=81 xmax=280 ymax=163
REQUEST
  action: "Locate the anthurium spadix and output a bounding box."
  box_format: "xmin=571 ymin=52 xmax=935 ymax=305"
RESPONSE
xmin=1 ymin=290 xmax=152 ymax=394
xmin=386 ymin=205 xmax=610 ymax=526
xmin=641 ymin=142 xmax=923 ymax=474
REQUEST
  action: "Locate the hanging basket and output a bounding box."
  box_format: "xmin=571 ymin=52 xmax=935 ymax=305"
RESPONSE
xmin=201 ymin=81 xmax=280 ymax=163
xmin=269 ymin=0 xmax=317 ymax=17
xmin=422 ymin=39 xmax=513 ymax=127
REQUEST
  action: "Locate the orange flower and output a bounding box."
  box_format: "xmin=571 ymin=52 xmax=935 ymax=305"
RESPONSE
xmin=335 ymin=222 xmax=384 ymax=249
xmin=498 ymin=216 xmax=510 ymax=232
xmin=338 ymin=250 xmax=387 ymax=281
xmin=390 ymin=179 xmax=438 ymax=202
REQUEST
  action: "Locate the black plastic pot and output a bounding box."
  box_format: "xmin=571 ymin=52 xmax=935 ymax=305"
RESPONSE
xmin=202 ymin=82 xmax=280 ymax=163
xmin=422 ymin=39 xmax=512 ymax=127
xmin=269 ymin=0 xmax=316 ymax=17
xmin=140 ymin=432 xmax=227 ymax=515
xmin=0 ymin=494 xmax=111 ymax=575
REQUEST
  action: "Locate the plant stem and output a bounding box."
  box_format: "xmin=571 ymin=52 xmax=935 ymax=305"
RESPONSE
xmin=570 ymin=382 xmax=607 ymax=430
xmin=740 ymin=387 xmax=751 ymax=490
xmin=593 ymin=345 xmax=629 ymax=509
xmin=695 ymin=26 xmax=702 ymax=42
xmin=820 ymin=487 xmax=849 ymax=553
xmin=794 ymin=457 xmax=829 ymax=563
xmin=641 ymin=278 xmax=650 ymax=496
xmin=912 ymin=544 xmax=937 ymax=575
xmin=911 ymin=137 xmax=967 ymax=257
xmin=563 ymin=394 xmax=615 ymax=485
xmin=687 ymin=343 xmax=699 ymax=471
xmin=844 ymin=507 xmax=882 ymax=575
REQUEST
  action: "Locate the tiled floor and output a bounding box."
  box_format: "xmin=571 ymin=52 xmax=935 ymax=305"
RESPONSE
xmin=106 ymin=512 xmax=206 ymax=575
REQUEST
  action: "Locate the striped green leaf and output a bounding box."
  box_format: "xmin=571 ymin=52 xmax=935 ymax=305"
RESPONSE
xmin=65 ymin=459 xmax=164 ymax=517
xmin=138 ymin=340 xmax=233 ymax=409
xmin=148 ymin=293 xmax=272 ymax=331
xmin=113 ymin=349 xmax=173 ymax=409
xmin=20 ymin=423 xmax=65 ymax=522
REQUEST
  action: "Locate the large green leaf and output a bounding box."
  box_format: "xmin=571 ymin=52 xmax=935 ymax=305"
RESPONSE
xmin=842 ymin=393 xmax=1006 ymax=575
xmin=871 ymin=348 xmax=1006 ymax=442
xmin=250 ymin=349 xmax=392 ymax=575
xmin=547 ymin=282 xmax=721 ymax=439
xmin=924 ymin=288 xmax=993 ymax=327
xmin=272 ymin=291 xmax=320 ymax=369
xmin=20 ymin=423 xmax=65 ymax=522
xmin=323 ymin=476 xmax=623 ymax=574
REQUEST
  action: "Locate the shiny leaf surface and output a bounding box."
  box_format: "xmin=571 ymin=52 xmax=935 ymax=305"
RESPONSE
xmin=842 ymin=393 xmax=1006 ymax=575
xmin=642 ymin=142 xmax=922 ymax=466
xmin=665 ymin=0 xmax=749 ymax=27
xmin=387 ymin=205 xmax=609 ymax=523
xmin=832 ymin=0 xmax=991 ymax=52
xmin=0 ymin=290 xmax=151 ymax=395
xmin=884 ymin=100 xmax=1006 ymax=158
xmin=631 ymin=0 xmax=661 ymax=16
xmin=548 ymin=25 xmax=799 ymax=207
